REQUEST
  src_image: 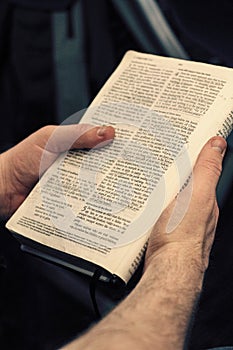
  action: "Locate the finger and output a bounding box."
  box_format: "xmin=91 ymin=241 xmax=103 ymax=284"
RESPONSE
xmin=72 ymin=125 xmax=115 ymax=150
xmin=30 ymin=124 xmax=115 ymax=153
xmin=166 ymin=136 xmax=226 ymax=233
xmin=178 ymin=136 xmax=227 ymax=234
xmin=192 ymin=136 xmax=227 ymax=202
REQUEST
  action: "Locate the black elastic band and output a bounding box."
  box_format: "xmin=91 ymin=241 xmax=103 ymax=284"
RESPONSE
xmin=89 ymin=269 xmax=102 ymax=320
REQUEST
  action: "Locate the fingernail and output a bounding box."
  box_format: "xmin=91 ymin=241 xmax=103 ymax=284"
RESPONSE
xmin=211 ymin=138 xmax=227 ymax=155
xmin=97 ymin=126 xmax=108 ymax=137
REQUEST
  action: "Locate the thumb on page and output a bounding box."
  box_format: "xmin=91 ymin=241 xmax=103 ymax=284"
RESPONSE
xmin=33 ymin=124 xmax=115 ymax=153
xmin=166 ymin=136 xmax=226 ymax=233
xmin=192 ymin=136 xmax=226 ymax=203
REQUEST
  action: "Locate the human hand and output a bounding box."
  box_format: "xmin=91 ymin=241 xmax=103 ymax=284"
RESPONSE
xmin=0 ymin=124 xmax=115 ymax=219
xmin=145 ymin=136 xmax=227 ymax=275
xmin=62 ymin=136 xmax=227 ymax=350
xmin=62 ymin=137 xmax=227 ymax=350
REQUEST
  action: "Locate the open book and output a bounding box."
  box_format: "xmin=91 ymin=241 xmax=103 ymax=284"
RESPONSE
xmin=6 ymin=51 xmax=233 ymax=284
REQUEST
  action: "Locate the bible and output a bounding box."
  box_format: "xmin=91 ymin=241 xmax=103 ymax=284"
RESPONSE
xmin=6 ymin=51 xmax=233 ymax=284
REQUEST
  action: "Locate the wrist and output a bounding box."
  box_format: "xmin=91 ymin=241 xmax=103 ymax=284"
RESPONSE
xmin=144 ymin=241 xmax=208 ymax=280
xmin=139 ymin=247 xmax=204 ymax=349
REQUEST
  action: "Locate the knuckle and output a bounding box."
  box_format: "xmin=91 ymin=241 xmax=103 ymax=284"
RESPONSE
xmin=198 ymin=157 xmax=222 ymax=176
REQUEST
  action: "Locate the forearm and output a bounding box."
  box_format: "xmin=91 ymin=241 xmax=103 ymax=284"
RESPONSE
xmin=64 ymin=247 xmax=204 ymax=350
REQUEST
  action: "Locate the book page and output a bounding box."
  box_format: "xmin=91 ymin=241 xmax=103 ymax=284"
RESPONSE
xmin=6 ymin=51 xmax=233 ymax=282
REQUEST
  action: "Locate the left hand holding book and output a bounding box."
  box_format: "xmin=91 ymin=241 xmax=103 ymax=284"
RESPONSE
xmin=0 ymin=124 xmax=115 ymax=219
